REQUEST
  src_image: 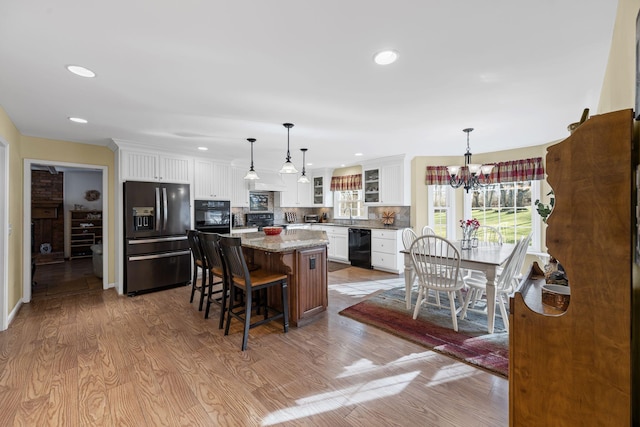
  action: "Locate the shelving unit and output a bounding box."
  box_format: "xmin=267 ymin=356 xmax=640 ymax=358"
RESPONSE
xmin=69 ymin=210 xmax=102 ymax=259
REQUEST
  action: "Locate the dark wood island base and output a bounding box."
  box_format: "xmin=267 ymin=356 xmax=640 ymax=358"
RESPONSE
xmin=232 ymin=229 xmax=329 ymax=327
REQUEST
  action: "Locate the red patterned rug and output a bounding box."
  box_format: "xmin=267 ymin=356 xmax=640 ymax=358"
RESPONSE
xmin=339 ymin=287 xmax=509 ymax=378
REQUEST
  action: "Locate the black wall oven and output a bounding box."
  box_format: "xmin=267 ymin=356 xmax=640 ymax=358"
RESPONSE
xmin=194 ymin=200 xmax=231 ymax=234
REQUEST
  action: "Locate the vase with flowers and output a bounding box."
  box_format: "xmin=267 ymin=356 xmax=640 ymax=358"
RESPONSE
xmin=459 ymin=218 xmax=480 ymax=249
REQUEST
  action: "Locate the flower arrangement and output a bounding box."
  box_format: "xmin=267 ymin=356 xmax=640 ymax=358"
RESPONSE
xmin=460 ymin=218 xmax=480 ymax=233
xmin=459 ymin=218 xmax=480 ymax=248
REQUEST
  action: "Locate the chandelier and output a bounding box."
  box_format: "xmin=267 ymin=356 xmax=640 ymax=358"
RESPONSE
xmin=279 ymin=123 xmax=298 ymax=174
xmin=243 ymin=138 xmax=259 ymax=180
xmin=447 ymin=128 xmax=494 ymax=193
xmin=297 ymin=148 xmax=310 ymax=183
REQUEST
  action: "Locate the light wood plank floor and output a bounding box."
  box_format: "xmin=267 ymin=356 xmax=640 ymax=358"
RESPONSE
xmin=0 ymin=265 xmax=508 ymax=426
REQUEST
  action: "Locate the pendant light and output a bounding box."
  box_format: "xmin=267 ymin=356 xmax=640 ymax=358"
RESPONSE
xmin=279 ymin=122 xmax=298 ymax=174
xmin=243 ymin=138 xmax=260 ymax=180
xmin=298 ymin=148 xmax=310 ymax=183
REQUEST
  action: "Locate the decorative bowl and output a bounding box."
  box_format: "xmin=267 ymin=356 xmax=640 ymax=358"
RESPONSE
xmin=263 ymin=226 xmax=283 ymax=236
xmin=541 ymin=284 xmax=570 ymax=311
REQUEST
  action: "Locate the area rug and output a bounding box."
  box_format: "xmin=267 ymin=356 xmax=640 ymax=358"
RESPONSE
xmin=339 ymin=287 xmax=509 ymax=378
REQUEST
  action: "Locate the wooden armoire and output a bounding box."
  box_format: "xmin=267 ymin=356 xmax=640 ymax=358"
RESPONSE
xmin=509 ymin=109 xmax=639 ymax=426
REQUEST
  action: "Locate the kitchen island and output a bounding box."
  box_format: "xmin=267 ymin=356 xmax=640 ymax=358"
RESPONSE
xmin=230 ymin=229 xmax=329 ymax=327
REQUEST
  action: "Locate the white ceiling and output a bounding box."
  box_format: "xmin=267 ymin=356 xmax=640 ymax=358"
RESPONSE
xmin=0 ymin=1 xmax=618 ymax=172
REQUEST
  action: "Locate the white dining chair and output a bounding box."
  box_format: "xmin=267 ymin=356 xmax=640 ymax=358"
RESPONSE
xmin=475 ymin=225 xmax=503 ymax=246
xmin=402 ymin=228 xmax=418 ymax=250
xmin=410 ymin=235 xmax=465 ymax=331
xmin=421 ymin=225 xmax=436 ymax=236
xmin=459 ymin=233 xmax=532 ymax=332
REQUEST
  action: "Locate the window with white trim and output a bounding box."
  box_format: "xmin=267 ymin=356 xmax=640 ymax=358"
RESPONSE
xmin=464 ymin=180 xmax=540 ymax=250
xmin=334 ymin=190 xmax=368 ymax=219
xmin=427 ymin=185 xmax=456 ymax=238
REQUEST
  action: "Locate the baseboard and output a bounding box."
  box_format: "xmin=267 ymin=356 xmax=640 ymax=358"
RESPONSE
xmin=7 ymin=299 xmax=22 ymax=328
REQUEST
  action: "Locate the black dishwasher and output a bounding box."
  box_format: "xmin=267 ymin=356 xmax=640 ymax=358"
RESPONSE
xmin=348 ymin=228 xmax=372 ymax=269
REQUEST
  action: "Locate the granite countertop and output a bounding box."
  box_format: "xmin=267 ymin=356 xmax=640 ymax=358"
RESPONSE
xmin=229 ymin=229 xmax=329 ymax=252
xmin=282 ymin=222 xmax=403 ymax=230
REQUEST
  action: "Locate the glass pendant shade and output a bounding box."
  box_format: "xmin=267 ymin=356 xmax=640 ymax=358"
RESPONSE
xmin=279 ymin=123 xmax=298 ymax=174
xmin=298 ymin=148 xmax=310 ymax=183
xmin=244 ymin=138 xmax=260 ymax=180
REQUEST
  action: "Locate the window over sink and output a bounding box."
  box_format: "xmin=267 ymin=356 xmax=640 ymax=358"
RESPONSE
xmin=334 ymin=190 xmax=367 ymax=220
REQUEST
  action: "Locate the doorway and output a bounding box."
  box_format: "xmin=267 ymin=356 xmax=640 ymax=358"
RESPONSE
xmin=23 ymin=160 xmax=108 ymax=302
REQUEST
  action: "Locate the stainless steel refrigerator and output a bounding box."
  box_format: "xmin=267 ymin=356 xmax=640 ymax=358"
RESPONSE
xmin=123 ymin=181 xmax=191 ymax=295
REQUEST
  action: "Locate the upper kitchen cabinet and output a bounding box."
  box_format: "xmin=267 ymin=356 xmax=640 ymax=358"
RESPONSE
xmin=279 ymin=173 xmax=313 ymax=207
xmin=230 ymin=166 xmax=250 ymax=207
xmin=311 ymin=168 xmax=333 ymax=207
xmin=362 ymin=155 xmax=409 ymax=206
xmin=120 ymin=150 xmax=191 ymax=183
xmin=194 ymin=159 xmax=231 ymax=200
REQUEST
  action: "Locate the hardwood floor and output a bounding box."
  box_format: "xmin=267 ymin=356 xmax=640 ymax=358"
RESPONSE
xmin=0 ymin=265 xmax=508 ymax=426
xmin=32 ymin=258 xmax=103 ymax=300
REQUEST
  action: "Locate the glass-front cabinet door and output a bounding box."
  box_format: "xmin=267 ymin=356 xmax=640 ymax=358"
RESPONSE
xmin=313 ymin=176 xmax=323 ymax=205
xmin=364 ymin=168 xmax=380 ymax=204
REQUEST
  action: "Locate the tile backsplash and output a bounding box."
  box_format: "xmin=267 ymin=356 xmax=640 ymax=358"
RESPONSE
xmin=231 ymin=191 xmax=410 ymax=228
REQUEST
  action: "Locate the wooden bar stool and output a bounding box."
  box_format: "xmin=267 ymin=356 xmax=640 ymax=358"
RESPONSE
xmin=186 ymin=230 xmax=209 ymax=311
xmin=198 ymin=232 xmax=228 ymax=329
xmin=219 ymin=236 xmax=289 ymax=351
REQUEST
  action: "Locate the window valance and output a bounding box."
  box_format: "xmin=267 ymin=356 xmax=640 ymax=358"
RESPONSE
xmin=425 ymin=157 xmax=545 ymax=185
xmin=330 ymin=174 xmax=362 ymax=191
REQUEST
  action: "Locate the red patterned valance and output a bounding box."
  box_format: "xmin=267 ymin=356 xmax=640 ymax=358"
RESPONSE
xmin=426 ymin=157 xmax=544 ymax=185
xmin=330 ymin=174 xmax=362 ymax=191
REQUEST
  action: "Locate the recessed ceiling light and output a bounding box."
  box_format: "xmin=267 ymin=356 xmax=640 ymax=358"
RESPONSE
xmin=307 ymin=162 xmax=313 ymax=166
xmin=197 ymin=146 xmax=208 ymax=151
xmin=355 ymin=152 xmax=363 ymax=156
xmin=66 ymin=65 xmax=96 ymax=78
xmin=68 ymin=117 xmax=88 ymax=124
xmin=373 ymin=50 xmax=399 ymax=65
xmin=340 ymin=164 xmax=345 ymax=167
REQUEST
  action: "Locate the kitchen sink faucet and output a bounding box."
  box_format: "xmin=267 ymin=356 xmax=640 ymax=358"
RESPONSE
xmin=344 ymin=206 xmax=354 ymax=225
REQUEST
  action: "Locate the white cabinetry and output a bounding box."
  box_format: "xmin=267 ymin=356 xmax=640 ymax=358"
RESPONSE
xmin=362 ymin=155 xmax=408 ymax=206
xmin=371 ymin=228 xmax=403 ymax=274
xmin=286 ymin=224 xmax=311 ymax=230
xmin=311 ymin=168 xmax=333 ymax=207
xmin=231 ymin=227 xmax=258 ymax=234
xmin=279 ymin=174 xmax=313 ymax=207
xmin=121 ymin=150 xmax=191 ymax=183
xmin=194 ymin=160 xmax=231 ymax=200
xmin=230 ymin=167 xmax=250 ymax=207
xmin=313 ymin=225 xmax=348 ymax=262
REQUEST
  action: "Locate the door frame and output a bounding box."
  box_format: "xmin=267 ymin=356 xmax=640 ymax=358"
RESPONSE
xmin=0 ymin=138 xmax=8 ymax=330
xmin=23 ymin=159 xmax=109 ymax=302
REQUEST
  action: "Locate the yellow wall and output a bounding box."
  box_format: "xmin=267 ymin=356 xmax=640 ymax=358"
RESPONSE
xmin=598 ymin=0 xmax=640 ymax=114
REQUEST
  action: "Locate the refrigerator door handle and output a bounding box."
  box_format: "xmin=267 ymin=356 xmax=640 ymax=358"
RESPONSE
xmin=155 ymin=187 xmax=161 ymax=232
xmin=162 ymin=187 xmax=168 ymax=231
xmin=129 ymin=250 xmax=191 ymax=261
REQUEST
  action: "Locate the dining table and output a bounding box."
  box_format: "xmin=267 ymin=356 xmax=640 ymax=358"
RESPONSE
xmin=401 ymin=242 xmax=516 ymax=333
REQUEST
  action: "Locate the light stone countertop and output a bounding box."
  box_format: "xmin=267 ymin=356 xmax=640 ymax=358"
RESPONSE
xmin=228 ymin=229 xmax=329 ymax=253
